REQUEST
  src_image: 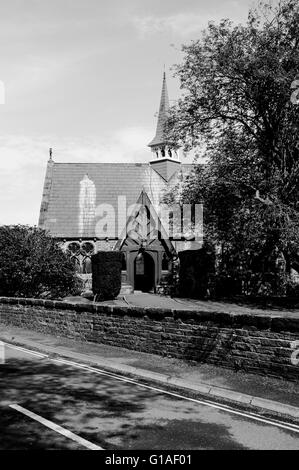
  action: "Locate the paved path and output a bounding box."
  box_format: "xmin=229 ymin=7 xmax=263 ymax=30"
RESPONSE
xmin=122 ymin=293 xmax=299 ymax=318
xmin=66 ymin=292 xmax=299 ymax=317
xmin=1 ymin=343 xmax=299 ymax=450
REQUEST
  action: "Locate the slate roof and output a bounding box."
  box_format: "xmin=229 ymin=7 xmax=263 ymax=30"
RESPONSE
xmin=39 ymin=161 xmax=194 ymax=239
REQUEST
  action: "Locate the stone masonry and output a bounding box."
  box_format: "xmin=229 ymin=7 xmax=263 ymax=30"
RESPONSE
xmin=0 ymin=297 xmax=298 ymax=381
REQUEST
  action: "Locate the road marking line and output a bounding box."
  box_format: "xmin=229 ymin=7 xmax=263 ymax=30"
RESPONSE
xmin=4 ymin=342 xmax=47 ymax=358
xmin=9 ymin=404 xmax=103 ymax=450
xmin=6 ymin=343 xmax=299 ymax=434
xmin=51 ymin=357 xmax=299 ymax=434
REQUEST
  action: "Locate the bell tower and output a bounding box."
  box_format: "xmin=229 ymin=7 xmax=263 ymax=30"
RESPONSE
xmin=148 ymin=72 xmax=181 ymax=181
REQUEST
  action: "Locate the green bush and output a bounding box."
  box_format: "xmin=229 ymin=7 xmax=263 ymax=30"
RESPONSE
xmin=0 ymin=225 xmax=78 ymax=299
xmin=178 ymin=246 xmax=215 ymax=299
xmin=92 ymin=251 xmax=122 ymax=301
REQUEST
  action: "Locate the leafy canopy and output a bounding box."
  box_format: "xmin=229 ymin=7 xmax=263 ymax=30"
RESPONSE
xmin=165 ymin=0 xmax=299 ymax=295
xmin=0 ymin=225 xmax=80 ymax=298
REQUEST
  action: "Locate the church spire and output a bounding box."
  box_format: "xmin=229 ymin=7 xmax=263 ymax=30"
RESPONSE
xmin=148 ymin=71 xmax=177 ymax=160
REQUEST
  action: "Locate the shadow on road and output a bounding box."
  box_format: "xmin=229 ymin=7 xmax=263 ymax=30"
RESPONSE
xmin=0 ymin=356 xmax=247 ymax=450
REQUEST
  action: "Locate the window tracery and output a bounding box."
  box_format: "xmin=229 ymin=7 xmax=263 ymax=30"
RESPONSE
xmin=66 ymin=241 xmax=95 ymax=274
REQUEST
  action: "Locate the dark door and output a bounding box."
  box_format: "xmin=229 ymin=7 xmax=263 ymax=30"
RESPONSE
xmin=134 ymin=252 xmax=155 ymax=292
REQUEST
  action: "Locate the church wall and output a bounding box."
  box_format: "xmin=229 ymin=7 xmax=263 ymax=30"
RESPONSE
xmin=0 ymin=297 xmax=298 ymax=382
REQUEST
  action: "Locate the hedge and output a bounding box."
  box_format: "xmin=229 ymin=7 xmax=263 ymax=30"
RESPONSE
xmin=92 ymin=251 xmax=122 ymax=301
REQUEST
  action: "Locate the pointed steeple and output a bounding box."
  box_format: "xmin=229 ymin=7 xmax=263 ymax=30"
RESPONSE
xmin=148 ymin=72 xmax=170 ymax=150
xmin=148 ymin=71 xmax=181 ymax=181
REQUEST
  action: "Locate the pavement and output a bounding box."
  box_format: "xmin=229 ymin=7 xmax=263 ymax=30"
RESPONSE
xmin=0 ymin=321 xmax=298 ymax=425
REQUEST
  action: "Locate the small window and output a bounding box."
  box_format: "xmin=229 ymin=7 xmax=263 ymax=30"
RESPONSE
xmin=83 ymin=257 xmax=92 ymax=274
xmin=71 ymin=256 xmax=82 ymax=273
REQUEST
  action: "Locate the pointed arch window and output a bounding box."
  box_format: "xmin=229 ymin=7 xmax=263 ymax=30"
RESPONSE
xmin=66 ymin=241 xmax=95 ymax=274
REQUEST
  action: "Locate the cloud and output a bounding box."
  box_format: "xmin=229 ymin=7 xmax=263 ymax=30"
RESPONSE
xmin=114 ymin=126 xmax=152 ymax=156
xmin=0 ymin=81 xmax=4 ymax=105
xmin=132 ymin=13 xmax=210 ymax=38
xmin=0 ymin=128 xmax=152 ymax=225
xmin=5 ymin=44 xmax=101 ymax=106
xmin=0 ymin=136 xmax=49 ymax=171
xmin=47 ymin=127 xmax=152 ymax=163
xmin=132 ymin=1 xmax=251 ymax=39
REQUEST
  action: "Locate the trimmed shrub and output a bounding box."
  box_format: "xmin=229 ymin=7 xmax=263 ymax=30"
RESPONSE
xmin=178 ymin=247 xmax=215 ymax=299
xmin=92 ymin=251 xmax=122 ymax=301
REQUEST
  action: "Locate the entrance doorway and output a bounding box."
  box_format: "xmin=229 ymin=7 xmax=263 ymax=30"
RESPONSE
xmin=134 ymin=252 xmax=155 ymax=292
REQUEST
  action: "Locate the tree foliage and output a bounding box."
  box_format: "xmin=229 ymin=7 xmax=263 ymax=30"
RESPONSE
xmin=0 ymin=225 xmax=80 ymax=298
xmin=165 ymin=0 xmax=299 ymax=295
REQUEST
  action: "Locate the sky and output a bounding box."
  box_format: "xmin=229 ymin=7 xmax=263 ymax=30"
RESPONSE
xmin=0 ymin=0 xmax=258 ymax=225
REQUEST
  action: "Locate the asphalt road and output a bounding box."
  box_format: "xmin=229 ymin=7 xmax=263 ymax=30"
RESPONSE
xmin=0 ymin=343 xmax=299 ymax=450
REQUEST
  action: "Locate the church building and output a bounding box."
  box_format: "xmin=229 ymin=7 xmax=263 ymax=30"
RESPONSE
xmin=38 ymin=73 xmax=201 ymax=293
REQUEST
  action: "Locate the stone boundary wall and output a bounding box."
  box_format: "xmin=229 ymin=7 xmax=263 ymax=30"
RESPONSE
xmin=0 ymin=297 xmax=298 ymax=381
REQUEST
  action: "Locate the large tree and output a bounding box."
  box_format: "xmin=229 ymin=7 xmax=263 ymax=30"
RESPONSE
xmin=0 ymin=225 xmax=80 ymax=298
xmin=165 ymin=0 xmax=299 ymax=295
